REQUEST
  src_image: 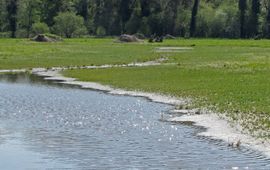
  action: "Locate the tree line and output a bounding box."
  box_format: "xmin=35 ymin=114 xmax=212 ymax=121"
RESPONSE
xmin=0 ymin=0 xmax=270 ymax=38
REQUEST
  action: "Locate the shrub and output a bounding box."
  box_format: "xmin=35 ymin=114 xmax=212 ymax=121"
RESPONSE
xmin=53 ymin=12 xmax=86 ymax=38
xmin=16 ymin=29 xmax=28 ymax=38
xmin=74 ymin=27 xmax=88 ymax=38
xmin=0 ymin=32 xmax=11 ymax=38
xmin=96 ymin=26 xmax=106 ymax=37
xmin=32 ymin=22 xmax=49 ymax=35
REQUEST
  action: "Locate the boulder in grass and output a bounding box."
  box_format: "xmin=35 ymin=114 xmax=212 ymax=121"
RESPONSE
xmin=31 ymin=34 xmax=62 ymax=42
xmin=118 ymin=34 xmax=141 ymax=42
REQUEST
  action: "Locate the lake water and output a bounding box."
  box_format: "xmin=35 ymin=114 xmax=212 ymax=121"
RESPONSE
xmin=0 ymin=73 xmax=269 ymax=170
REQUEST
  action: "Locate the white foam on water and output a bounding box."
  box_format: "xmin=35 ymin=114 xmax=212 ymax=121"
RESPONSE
xmin=169 ymin=112 xmax=270 ymax=158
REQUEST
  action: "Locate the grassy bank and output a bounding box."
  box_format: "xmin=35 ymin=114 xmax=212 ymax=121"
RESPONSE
xmin=63 ymin=39 xmax=270 ymax=138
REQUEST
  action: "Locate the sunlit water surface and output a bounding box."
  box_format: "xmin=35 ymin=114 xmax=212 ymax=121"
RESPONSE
xmin=0 ymin=74 xmax=269 ymax=170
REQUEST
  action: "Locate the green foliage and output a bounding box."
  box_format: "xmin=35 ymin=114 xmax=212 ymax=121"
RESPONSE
xmin=32 ymin=22 xmax=49 ymax=35
xmin=190 ymin=0 xmax=200 ymax=37
xmin=15 ymin=28 xmax=28 ymax=38
xmin=6 ymin=0 xmax=18 ymax=38
xmin=0 ymin=32 xmax=10 ymax=38
xmin=248 ymin=0 xmax=261 ymax=37
xmin=125 ymin=0 xmax=141 ymax=34
xmin=0 ymin=0 xmax=270 ymax=38
xmin=17 ymin=0 xmax=41 ymax=37
xmin=53 ymin=12 xmax=86 ymax=38
xmin=96 ymin=26 xmax=106 ymax=37
xmin=0 ymin=0 xmax=7 ymax=32
xmin=139 ymin=17 xmax=150 ymax=36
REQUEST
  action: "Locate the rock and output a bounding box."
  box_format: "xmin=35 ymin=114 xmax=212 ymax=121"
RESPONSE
xmin=118 ymin=34 xmax=141 ymax=42
xmin=31 ymin=34 xmax=62 ymax=42
xmin=155 ymin=36 xmax=163 ymax=43
xmin=148 ymin=35 xmax=163 ymax=43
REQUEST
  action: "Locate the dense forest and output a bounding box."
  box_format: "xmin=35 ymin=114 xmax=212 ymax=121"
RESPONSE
xmin=0 ymin=0 xmax=270 ymax=38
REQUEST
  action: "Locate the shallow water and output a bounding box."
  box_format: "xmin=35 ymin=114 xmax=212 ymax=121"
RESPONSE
xmin=0 ymin=73 xmax=269 ymax=170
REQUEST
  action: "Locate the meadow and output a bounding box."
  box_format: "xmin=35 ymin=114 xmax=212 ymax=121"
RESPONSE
xmin=0 ymin=38 xmax=160 ymax=69
xmin=1 ymin=38 xmax=270 ymax=137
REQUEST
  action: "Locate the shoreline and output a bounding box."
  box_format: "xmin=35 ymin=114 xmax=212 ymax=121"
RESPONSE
xmin=1 ymin=66 xmax=270 ymax=158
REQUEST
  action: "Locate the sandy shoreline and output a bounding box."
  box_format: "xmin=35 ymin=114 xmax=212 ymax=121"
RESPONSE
xmin=0 ymin=69 xmax=26 ymax=73
xmin=1 ymin=64 xmax=270 ymax=158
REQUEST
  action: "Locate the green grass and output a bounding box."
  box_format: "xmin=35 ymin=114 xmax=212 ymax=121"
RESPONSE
xmin=62 ymin=39 xmax=270 ymax=138
xmin=0 ymin=38 xmax=162 ymax=69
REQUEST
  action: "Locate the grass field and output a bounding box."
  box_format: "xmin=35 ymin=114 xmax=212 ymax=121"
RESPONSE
xmin=0 ymin=38 xmax=161 ymax=69
xmin=1 ymin=38 xmax=270 ymax=137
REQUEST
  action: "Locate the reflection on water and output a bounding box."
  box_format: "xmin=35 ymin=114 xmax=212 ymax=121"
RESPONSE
xmin=0 ymin=73 xmax=269 ymax=170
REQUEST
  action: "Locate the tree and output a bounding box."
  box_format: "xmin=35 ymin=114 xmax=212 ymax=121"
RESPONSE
xmin=1 ymin=0 xmax=270 ymax=39
xmin=163 ymin=0 xmax=180 ymax=35
xmin=76 ymin=0 xmax=89 ymax=22
xmin=0 ymin=0 xmax=7 ymax=32
xmin=239 ymin=0 xmax=247 ymax=38
xmin=53 ymin=12 xmax=86 ymax=38
xmin=41 ymin=0 xmax=74 ymax=27
xmin=249 ymin=0 xmax=261 ymax=37
xmin=6 ymin=0 xmax=18 ymax=38
xmin=263 ymin=0 xmax=270 ymax=38
xmin=267 ymin=5 xmax=270 ymax=38
xmin=119 ymin=0 xmax=133 ymax=33
xmin=18 ymin=0 xmax=41 ymax=37
xmin=125 ymin=0 xmax=141 ymax=34
xmin=190 ymin=0 xmax=200 ymax=37
xmin=147 ymin=0 xmax=163 ymax=36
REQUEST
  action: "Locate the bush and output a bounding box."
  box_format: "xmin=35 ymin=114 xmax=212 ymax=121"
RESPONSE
xmin=32 ymin=22 xmax=49 ymax=35
xmin=0 ymin=32 xmax=11 ymax=38
xmin=74 ymin=27 xmax=88 ymax=37
xmin=16 ymin=29 xmax=28 ymax=38
xmin=96 ymin=26 xmax=106 ymax=37
xmin=53 ymin=12 xmax=86 ymax=38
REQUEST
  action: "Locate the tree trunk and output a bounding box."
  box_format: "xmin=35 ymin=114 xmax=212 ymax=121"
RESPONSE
xmin=239 ymin=0 xmax=247 ymax=38
xmin=267 ymin=6 xmax=270 ymax=38
xmin=6 ymin=0 xmax=18 ymax=38
xmin=190 ymin=0 xmax=199 ymax=37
